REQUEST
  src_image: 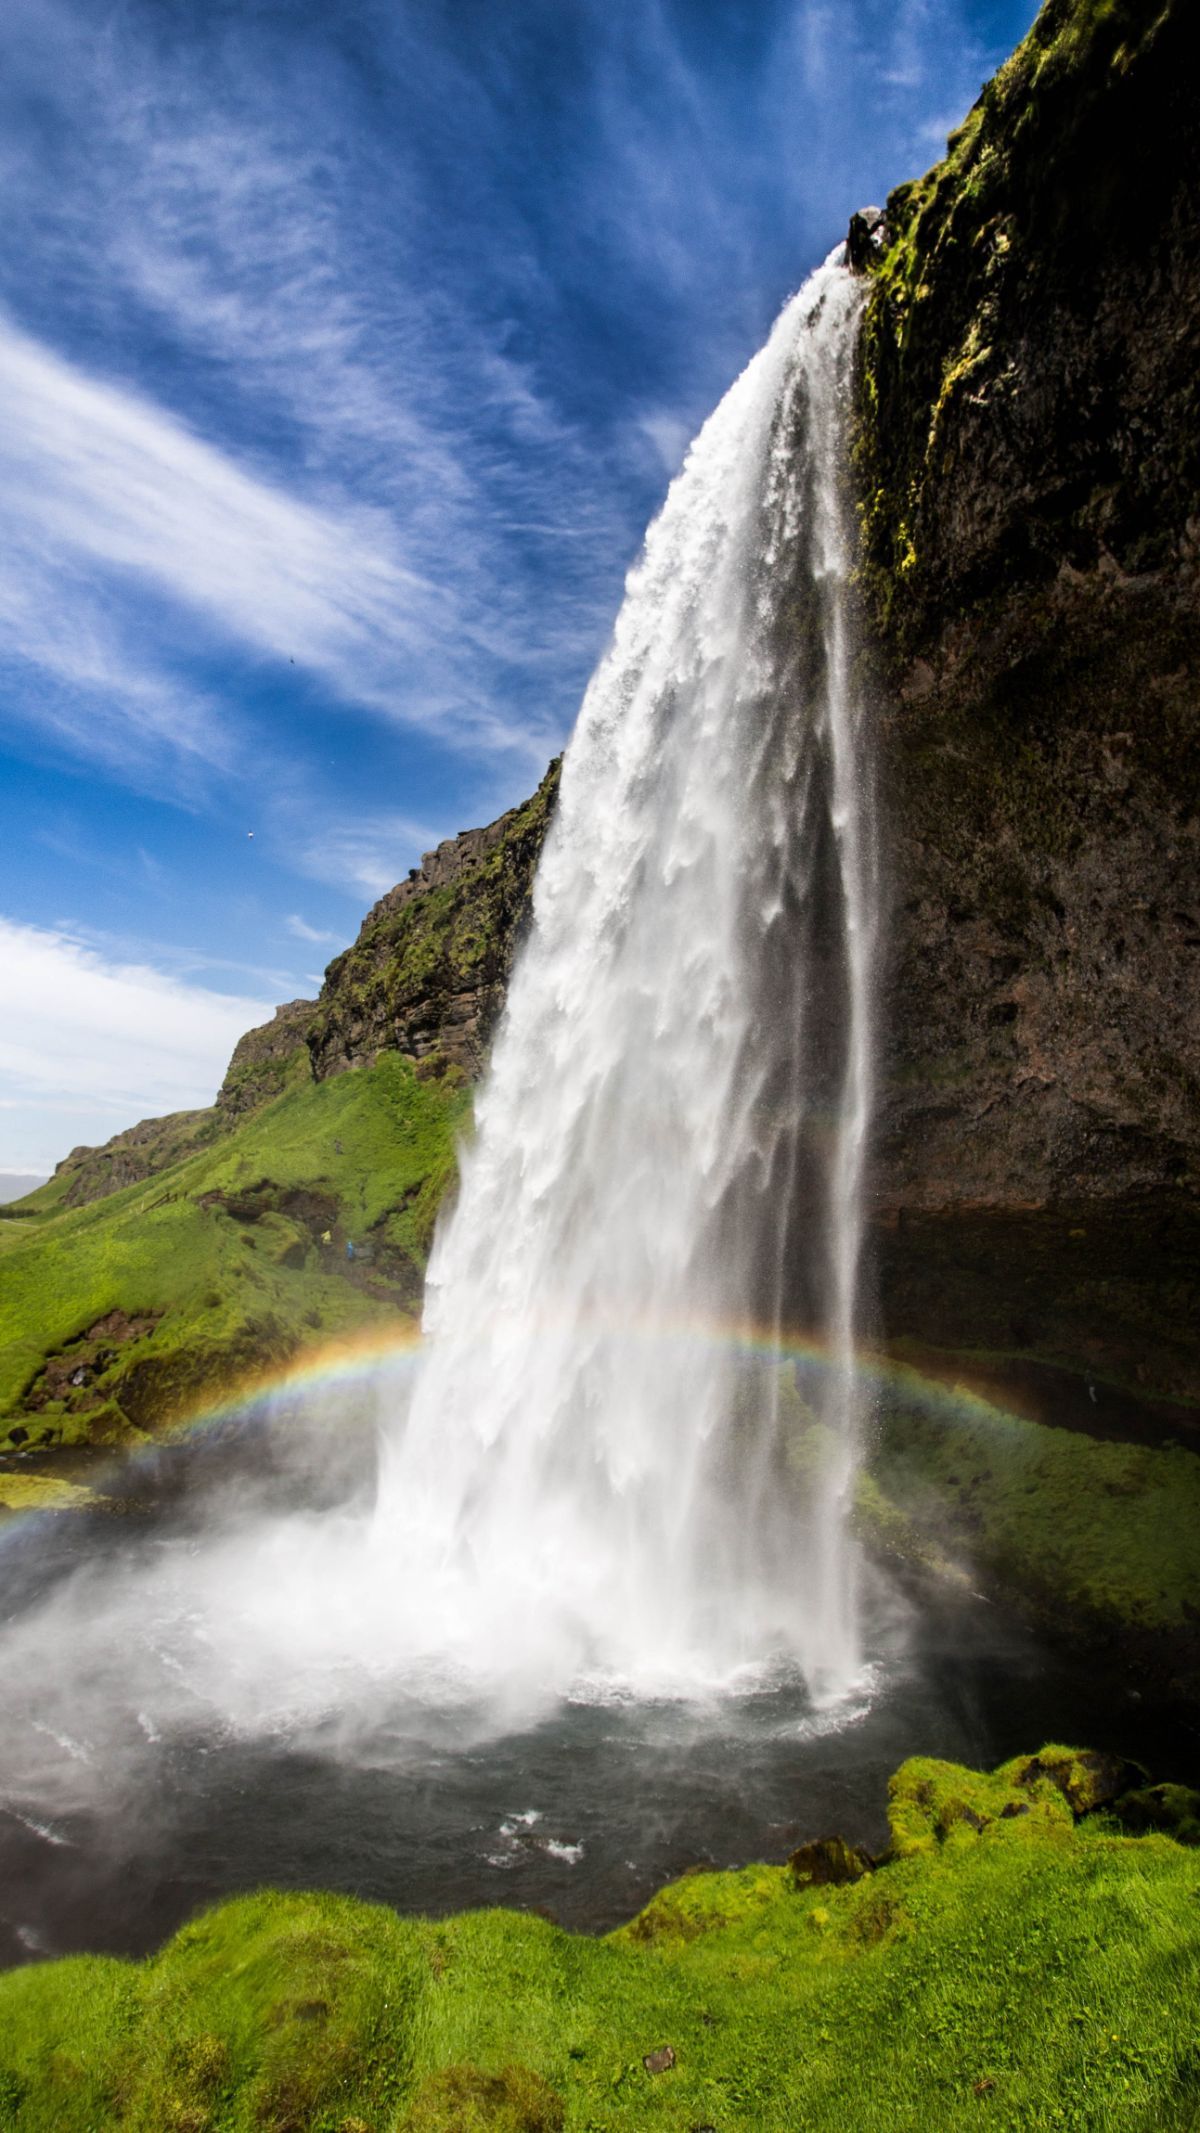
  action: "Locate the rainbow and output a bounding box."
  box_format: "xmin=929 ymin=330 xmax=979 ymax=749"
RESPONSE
xmin=0 ymin=1309 xmax=1037 ymax=1541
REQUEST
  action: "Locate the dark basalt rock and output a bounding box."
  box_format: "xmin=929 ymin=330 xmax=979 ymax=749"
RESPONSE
xmin=788 ymin=1834 xmax=874 ymax=1887
xmin=845 ymin=204 xmax=887 ymax=272
xmin=851 ymin=0 xmax=1200 ymax=1409
xmin=1016 ymin=1748 xmax=1147 ymax=1818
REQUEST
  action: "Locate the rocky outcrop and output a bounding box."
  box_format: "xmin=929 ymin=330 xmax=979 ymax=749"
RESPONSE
xmin=853 ymin=0 xmax=1200 ymax=1402
xmin=216 ymin=998 xmax=315 ymax=1115
xmin=306 ymin=761 xmax=561 ymax=1082
xmin=55 ymin=1107 xmax=216 ymax=1210
xmin=44 ymin=773 xmax=562 ymax=1213
xmin=49 ymin=1001 xmax=316 ymax=1210
xmin=788 ymin=1836 xmax=873 ymax=1888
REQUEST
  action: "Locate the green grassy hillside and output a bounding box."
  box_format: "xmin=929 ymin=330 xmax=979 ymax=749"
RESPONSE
xmin=0 ymin=769 xmax=557 ymax=1475
xmin=1 ymin=1749 xmax=1198 ymax=2131
xmin=0 ymin=1054 xmax=467 ymax=1463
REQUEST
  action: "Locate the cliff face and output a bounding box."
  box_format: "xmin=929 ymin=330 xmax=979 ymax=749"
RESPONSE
xmin=217 ymin=999 xmax=317 ymax=1117
xmin=307 ymin=762 xmax=561 ymax=1084
xmin=853 ymin=0 xmax=1200 ymax=1402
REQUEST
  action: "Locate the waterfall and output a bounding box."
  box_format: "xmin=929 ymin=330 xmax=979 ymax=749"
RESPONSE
xmin=371 ymin=249 xmax=877 ymax=1706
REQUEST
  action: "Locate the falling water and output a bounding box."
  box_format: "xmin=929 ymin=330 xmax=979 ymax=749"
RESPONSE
xmin=0 ymin=252 xmax=882 ymax=1958
xmin=373 ymin=249 xmax=876 ymax=1705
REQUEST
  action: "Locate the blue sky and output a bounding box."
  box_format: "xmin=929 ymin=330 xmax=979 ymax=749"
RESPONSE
xmin=0 ymin=0 xmax=1037 ymax=1172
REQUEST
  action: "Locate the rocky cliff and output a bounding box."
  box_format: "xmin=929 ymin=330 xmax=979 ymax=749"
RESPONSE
xmin=851 ymin=0 xmax=1200 ymax=1404
xmin=307 ymin=759 xmax=560 ymax=1082
xmin=45 ymin=764 xmax=561 ymax=1209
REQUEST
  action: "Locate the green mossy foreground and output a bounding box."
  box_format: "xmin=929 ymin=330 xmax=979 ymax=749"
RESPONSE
xmin=2 ymin=1751 xmax=1199 ymax=2131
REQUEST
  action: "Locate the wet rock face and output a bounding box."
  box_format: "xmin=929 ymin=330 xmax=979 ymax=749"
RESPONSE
xmin=845 ymin=205 xmax=886 ymax=273
xmin=876 ymin=566 xmax=1200 ymax=1218
xmin=854 ymin=0 xmax=1200 ymax=1395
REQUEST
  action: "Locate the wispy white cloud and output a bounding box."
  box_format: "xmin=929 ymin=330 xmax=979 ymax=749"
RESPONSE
xmin=295 ymin=811 xmax=445 ymax=901
xmin=43 ymin=912 xmax=308 ymax=1000
xmin=0 ymin=315 xmax=483 ymax=731
xmin=0 ymin=1 xmax=658 ymax=772
xmin=0 ymin=523 xmax=238 ymax=791
xmin=285 ymin=913 xmax=340 ymax=947
xmin=0 ymin=0 xmax=1032 ymax=911
xmin=0 ymin=915 xmax=273 ymax=1169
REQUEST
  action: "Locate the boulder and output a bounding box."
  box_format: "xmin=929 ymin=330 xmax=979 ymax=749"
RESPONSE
xmin=1016 ymin=1749 xmax=1147 ymax=1818
xmin=845 ymin=205 xmax=887 ymax=272
xmin=788 ymin=1835 xmax=873 ymax=1887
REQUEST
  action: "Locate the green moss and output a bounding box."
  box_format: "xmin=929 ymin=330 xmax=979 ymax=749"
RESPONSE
xmin=867 ymin=1385 xmax=1200 ymax=1636
xmin=3 ymin=1754 xmax=1200 ymax=2129
xmin=0 ymin=1054 xmax=467 ymax=1450
xmin=762 ymin=1360 xmax=1198 ymax=1645
xmin=401 ymin=2063 xmax=564 ymax=2131
xmin=0 ymin=1472 xmax=104 ymax=1517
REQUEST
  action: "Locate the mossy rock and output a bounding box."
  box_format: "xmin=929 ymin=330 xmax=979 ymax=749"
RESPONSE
xmin=788 ymin=1835 xmax=874 ymax=1888
xmin=1012 ymin=1746 xmax=1148 ymax=1818
xmin=886 ymin=1750 xmax=1075 ymax=1856
xmin=1106 ymin=1783 xmax=1200 ymax=1846
xmin=887 ymin=1744 xmax=1154 ymax=1859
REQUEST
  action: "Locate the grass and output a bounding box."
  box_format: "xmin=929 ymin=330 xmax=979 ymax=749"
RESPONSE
xmin=779 ymin=1363 xmax=1200 ymax=1643
xmin=0 ymin=1055 xmax=467 ymax=1453
xmin=1 ymin=1750 xmax=1199 ymax=2129
xmin=865 ymin=1388 xmax=1200 ymax=1637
